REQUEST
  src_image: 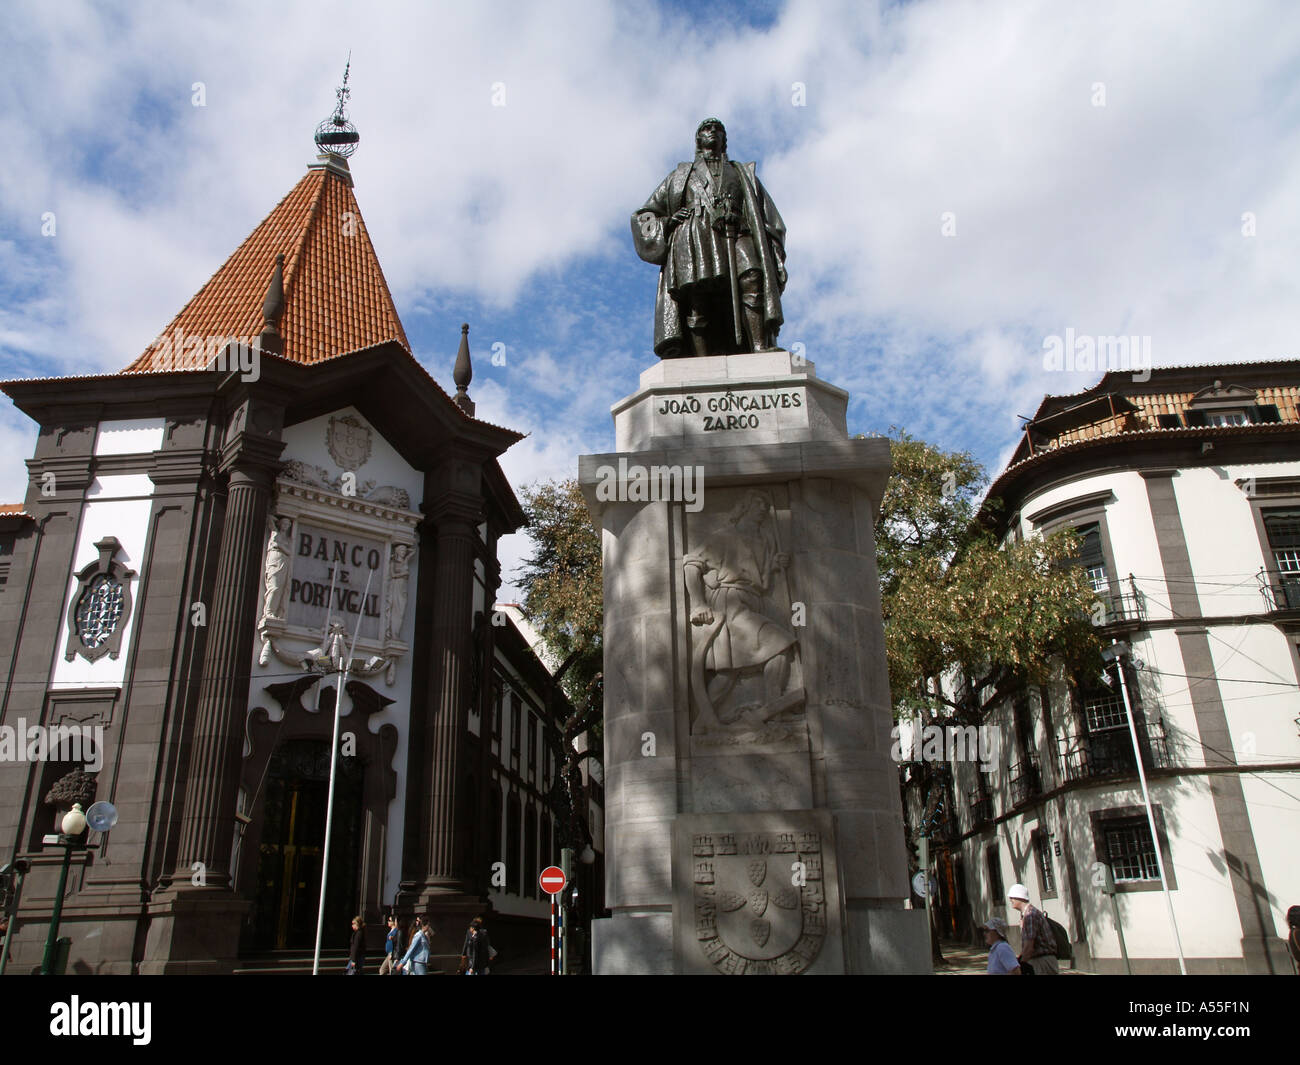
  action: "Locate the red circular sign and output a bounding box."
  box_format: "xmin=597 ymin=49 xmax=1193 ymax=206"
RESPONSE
xmin=539 ymin=866 xmax=567 ymax=895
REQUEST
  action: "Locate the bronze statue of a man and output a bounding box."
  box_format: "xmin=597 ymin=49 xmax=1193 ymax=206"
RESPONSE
xmin=632 ymin=119 xmax=787 ymax=358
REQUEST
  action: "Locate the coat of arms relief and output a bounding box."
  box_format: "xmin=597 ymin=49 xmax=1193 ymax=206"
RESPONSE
xmin=693 ymin=830 xmax=827 ymax=974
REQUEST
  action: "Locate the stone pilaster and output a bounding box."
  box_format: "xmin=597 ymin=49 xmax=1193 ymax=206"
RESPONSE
xmin=141 ymin=401 xmax=284 ymax=974
xmin=418 ymin=499 xmax=480 ymax=891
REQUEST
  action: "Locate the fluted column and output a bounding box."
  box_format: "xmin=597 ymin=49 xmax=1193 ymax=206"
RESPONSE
xmin=173 ymin=429 xmax=284 ymax=887
xmin=418 ymin=498 xmax=480 ymax=892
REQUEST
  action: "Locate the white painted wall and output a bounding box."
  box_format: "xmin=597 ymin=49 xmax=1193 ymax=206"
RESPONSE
xmin=94 ymin=418 xmax=165 ymax=456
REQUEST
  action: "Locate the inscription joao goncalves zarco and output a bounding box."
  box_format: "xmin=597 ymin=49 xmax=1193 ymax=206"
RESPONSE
xmin=693 ymin=830 xmax=826 ymax=974
xmin=658 ymin=388 xmax=803 ymax=432
xmin=289 ymin=524 xmax=384 ymax=640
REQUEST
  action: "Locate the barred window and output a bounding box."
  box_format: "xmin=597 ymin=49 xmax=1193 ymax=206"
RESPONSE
xmin=1033 ymin=830 xmax=1056 ymax=897
xmin=510 ymin=692 xmax=521 ymax=755
xmin=1265 ymin=509 xmax=1300 ymax=609
xmin=1077 ymin=523 xmax=1110 ymax=593
xmin=75 ymin=574 xmax=125 ymax=648
xmin=1104 ymin=818 xmax=1160 ymax=881
xmin=986 ymin=842 xmax=1004 ymax=900
xmin=1084 ymin=690 xmax=1129 ymax=732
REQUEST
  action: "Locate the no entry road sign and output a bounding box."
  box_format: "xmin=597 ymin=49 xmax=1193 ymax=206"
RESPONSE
xmin=539 ymin=866 xmax=567 ymax=895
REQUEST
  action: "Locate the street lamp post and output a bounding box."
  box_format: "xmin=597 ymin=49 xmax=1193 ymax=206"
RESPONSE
xmin=40 ymin=803 xmax=87 ymax=975
xmin=311 ymin=567 xmax=374 ymax=976
xmin=1103 ymin=640 xmax=1188 ymax=975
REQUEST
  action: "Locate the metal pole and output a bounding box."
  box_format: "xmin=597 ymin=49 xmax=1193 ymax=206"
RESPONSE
xmin=1110 ymin=894 xmax=1133 ymax=975
xmin=0 ymin=866 xmax=25 ymax=975
xmin=560 ymin=846 xmax=573 ymax=975
xmin=312 ymin=568 xmax=371 ymax=975
xmin=1112 ymin=642 xmax=1187 ymax=974
xmin=40 ymin=841 xmax=73 ymax=975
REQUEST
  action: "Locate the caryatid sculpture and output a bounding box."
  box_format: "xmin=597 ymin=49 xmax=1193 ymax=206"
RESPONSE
xmin=632 ymin=118 xmax=787 ymax=358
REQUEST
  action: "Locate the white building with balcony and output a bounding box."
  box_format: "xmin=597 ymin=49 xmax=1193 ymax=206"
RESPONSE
xmin=907 ymin=360 xmax=1300 ymax=974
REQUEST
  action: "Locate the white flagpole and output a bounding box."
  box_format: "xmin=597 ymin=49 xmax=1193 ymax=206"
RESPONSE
xmin=312 ymin=566 xmax=375 ymax=975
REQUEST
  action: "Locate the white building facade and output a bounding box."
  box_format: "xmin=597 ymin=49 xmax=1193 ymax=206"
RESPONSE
xmin=909 ymin=362 xmax=1300 ymax=974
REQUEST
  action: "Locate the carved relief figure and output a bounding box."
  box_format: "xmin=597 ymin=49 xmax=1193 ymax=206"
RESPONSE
xmin=386 ymin=543 xmax=410 ymax=640
xmin=261 ymin=516 xmax=293 ymax=625
xmin=684 ymin=491 xmax=803 ymax=732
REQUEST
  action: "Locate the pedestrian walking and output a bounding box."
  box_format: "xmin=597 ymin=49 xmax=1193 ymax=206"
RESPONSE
xmin=1286 ymin=905 xmax=1300 ymax=975
xmin=347 ymin=915 xmax=366 ymax=975
xmin=1008 ymin=883 xmax=1058 ymax=975
xmin=982 ymin=917 xmax=1021 ymax=975
xmin=378 ymin=915 xmax=404 ymax=975
xmin=396 ymin=916 xmax=432 ymax=975
xmin=462 ymin=916 xmax=493 ymax=975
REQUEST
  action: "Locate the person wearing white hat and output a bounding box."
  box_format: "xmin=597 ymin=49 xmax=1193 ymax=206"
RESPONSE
xmin=1008 ymin=883 xmax=1059 ymax=975
xmin=983 ymin=917 xmax=1021 ymax=975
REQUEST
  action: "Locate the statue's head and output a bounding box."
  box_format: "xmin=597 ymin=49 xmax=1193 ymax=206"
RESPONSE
xmin=726 ymin=490 xmax=768 ymax=526
xmin=696 ymin=118 xmax=727 ymax=153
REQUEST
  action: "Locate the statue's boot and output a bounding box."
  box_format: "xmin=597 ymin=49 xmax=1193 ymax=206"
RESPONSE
xmin=743 ymin=305 xmax=773 ymax=353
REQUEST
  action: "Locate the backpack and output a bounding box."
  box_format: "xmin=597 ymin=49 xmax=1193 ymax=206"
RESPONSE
xmin=1043 ymin=911 xmax=1072 ymax=962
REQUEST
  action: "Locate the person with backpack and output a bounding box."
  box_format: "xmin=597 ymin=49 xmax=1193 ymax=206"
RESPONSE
xmin=1008 ymin=883 xmax=1058 ymax=975
xmin=396 ymin=916 xmax=432 ymax=975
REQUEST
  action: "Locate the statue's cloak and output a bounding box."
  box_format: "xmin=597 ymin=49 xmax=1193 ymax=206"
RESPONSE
xmin=632 ymin=160 xmax=787 ymax=357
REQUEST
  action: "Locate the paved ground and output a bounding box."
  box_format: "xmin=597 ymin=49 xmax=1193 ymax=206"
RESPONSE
xmin=933 ymin=939 xmax=1091 ymax=975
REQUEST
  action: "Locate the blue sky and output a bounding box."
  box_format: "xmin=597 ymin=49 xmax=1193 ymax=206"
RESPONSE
xmin=3 ymin=0 xmax=1300 ymax=591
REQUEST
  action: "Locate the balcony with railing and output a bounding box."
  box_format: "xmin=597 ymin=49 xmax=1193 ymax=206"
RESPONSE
xmin=1260 ymin=570 xmax=1300 ymax=612
xmin=1091 ymin=583 xmax=1147 ymax=628
xmin=1008 ymin=756 xmax=1041 ymax=807
xmin=967 ymin=789 xmax=994 ymax=830
xmin=1058 ymin=729 xmax=1137 ymax=782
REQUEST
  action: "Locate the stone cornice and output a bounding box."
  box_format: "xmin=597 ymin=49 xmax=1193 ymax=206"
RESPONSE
xmin=275 ymin=478 xmax=422 ymax=534
xmin=24 ymin=454 xmax=95 ymax=494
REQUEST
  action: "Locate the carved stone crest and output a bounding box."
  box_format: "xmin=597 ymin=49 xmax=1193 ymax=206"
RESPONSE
xmin=691 ymin=829 xmax=826 ymax=974
xmin=326 ymin=414 xmax=372 ymax=471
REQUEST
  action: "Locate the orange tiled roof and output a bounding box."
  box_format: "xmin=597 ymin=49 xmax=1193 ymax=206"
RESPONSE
xmin=0 ymin=504 xmax=26 ymax=515
xmin=122 ymin=159 xmax=409 ymax=372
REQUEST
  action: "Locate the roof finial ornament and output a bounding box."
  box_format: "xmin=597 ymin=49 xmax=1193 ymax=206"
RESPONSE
xmin=258 ymin=253 xmax=286 ymax=358
xmin=314 ymin=54 xmax=359 ymax=158
xmin=453 ymin=323 xmax=475 ymax=416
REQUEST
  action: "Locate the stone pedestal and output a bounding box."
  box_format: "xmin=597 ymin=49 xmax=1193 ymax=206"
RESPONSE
xmin=579 ymin=352 xmax=929 ymax=975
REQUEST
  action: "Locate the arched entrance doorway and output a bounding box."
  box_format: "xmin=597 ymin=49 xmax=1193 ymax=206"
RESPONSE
xmin=251 ymin=738 xmax=364 ymax=950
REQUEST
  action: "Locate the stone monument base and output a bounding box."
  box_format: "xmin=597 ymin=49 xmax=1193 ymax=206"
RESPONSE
xmin=582 ymin=351 xmax=931 ymax=975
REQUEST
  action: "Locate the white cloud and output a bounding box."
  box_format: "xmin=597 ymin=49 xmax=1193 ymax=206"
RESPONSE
xmin=3 ymin=0 xmax=1299 ymax=497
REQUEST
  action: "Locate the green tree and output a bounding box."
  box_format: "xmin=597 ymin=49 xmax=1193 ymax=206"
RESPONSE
xmin=516 ymin=478 xmax=603 ymax=701
xmin=876 ymin=428 xmax=1103 ymax=724
xmin=517 ymin=478 xmax=604 ymax=855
